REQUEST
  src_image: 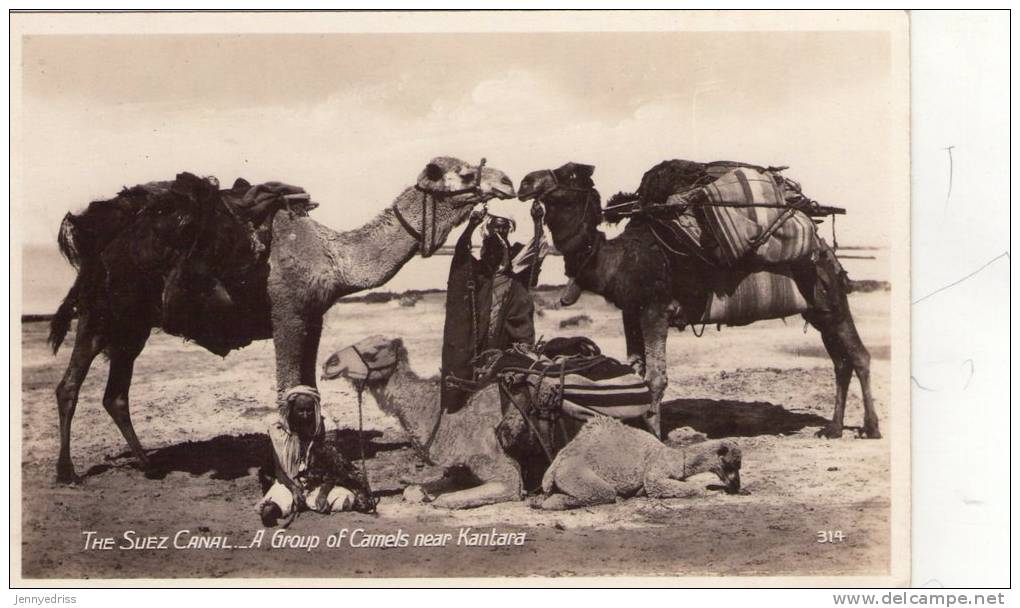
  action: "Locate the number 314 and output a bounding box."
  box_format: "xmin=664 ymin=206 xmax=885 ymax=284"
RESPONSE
xmin=817 ymin=530 xmax=846 ymax=543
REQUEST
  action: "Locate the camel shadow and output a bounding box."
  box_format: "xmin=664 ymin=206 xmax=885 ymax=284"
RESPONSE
xmin=660 ymin=398 xmax=830 ymax=439
xmin=84 ymin=429 xmax=408 ymax=481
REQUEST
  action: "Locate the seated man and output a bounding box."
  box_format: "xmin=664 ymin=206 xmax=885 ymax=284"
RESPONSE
xmin=440 ymin=203 xmax=547 ymax=411
xmin=257 ymin=386 xmax=375 ymax=526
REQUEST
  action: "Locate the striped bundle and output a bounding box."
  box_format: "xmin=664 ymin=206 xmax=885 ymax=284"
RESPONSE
xmin=698 ymin=167 xmax=819 ymax=266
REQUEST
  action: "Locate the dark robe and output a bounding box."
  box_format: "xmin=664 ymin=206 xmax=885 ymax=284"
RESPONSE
xmin=440 ymin=222 xmax=544 ymax=411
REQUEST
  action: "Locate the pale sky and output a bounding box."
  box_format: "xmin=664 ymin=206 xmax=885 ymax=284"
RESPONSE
xmin=19 ymin=31 xmax=896 ymax=247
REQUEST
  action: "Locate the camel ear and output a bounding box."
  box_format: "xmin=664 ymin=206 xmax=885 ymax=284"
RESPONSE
xmin=424 ymin=163 xmax=445 ymax=182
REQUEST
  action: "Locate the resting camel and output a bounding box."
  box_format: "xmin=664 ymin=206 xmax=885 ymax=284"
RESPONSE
xmin=49 ymin=157 xmax=515 ymax=483
xmin=537 ymin=416 xmax=742 ymax=510
xmin=322 ymin=335 xmax=542 ymax=509
xmin=517 ymin=162 xmax=878 ymax=440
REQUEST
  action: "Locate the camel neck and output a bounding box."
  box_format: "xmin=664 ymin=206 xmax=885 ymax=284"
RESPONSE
xmin=367 ymin=359 xmax=443 ymax=462
xmin=560 ymin=229 xmax=605 ymax=281
xmin=321 ymin=188 xmax=425 ymax=294
xmin=679 ymin=446 xmax=712 ymax=479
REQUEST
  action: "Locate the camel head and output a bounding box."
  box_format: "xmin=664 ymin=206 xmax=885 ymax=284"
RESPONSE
xmin=698 ymin=440 xmax=742 ymax=495
xmin=401 ymin=157 xmax=516 ymax=256
xmin=321 ymin=335 xmax=406 ymax=386
xmin=416 ymin=157 xmax=516 ymax=205
xmin=517 ymin=163 xmax=601 ymax=255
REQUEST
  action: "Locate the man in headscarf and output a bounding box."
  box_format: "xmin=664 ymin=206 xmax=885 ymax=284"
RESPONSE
xmin=257 ymin=386 xmax=375 ymax=526
xmin=441 ymin=202 xmax=548 ymax=410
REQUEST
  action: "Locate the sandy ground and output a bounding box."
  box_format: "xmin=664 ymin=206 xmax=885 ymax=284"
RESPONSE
xmin=18 ymin=291 xmax=892 ymax=581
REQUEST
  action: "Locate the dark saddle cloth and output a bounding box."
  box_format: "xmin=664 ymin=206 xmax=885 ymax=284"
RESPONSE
xmin=159 ymin=173 xmax=315 ymax=355
xmin=477 ymin=337 xmax=652 ymax=423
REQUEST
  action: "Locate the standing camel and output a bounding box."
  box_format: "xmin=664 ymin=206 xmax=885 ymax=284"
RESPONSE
xmin=517 ymin=162 xmax=878 ymax=440
xmin=49 ymin=157 xmax=515 ymax=483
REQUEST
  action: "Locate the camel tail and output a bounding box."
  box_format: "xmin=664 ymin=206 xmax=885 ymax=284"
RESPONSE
xmin=48 ymin=278 xmax=79 ymax=354
xmin=56 ymin=212 xmax=82 ymax=270
xmin=50 ymin=214 xmax=86 ymax=353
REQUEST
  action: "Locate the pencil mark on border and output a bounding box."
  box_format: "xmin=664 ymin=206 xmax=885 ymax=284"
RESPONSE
xmin=943 ymin=145 xmax=955 ymax=213
xmin=960 ymin=358 xmax=974 ymax=390
xmin=912 ymin=251 xmax=1010 ymax=305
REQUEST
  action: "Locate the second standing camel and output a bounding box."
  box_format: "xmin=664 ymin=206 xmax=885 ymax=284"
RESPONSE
xmin=517 ymin=162 xmax=878 ymax=441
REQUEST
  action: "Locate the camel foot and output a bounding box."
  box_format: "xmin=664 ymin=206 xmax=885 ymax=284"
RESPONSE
xmin=403 ymin=485 xmax=432 ymax=504
xmin=537 ymin=494 xmax=579 ymax=511
xmin=816 ymin=424 xmax=844 ymax=439
xmin=134 ymin=452 xmax=152 ymax=471
xmin=56 ymin=466 xmax=82 ymax=485
xmin=862 ymin=425 xmax=882 ymax=439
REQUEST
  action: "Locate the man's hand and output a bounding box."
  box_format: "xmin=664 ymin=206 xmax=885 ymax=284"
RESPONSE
xmin=469 ymin=206 xmax=487 ymax=225
xmin=530 ymin=201 xmax=545 ymax=221
xmin=292 ymin=488 xmax=307 ymax=511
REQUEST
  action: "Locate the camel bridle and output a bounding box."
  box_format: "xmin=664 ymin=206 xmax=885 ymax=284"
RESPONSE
xmin=394 ymin=158 xmax=489 ymax=258
xmin=344 ymin=343 xmax=405 ymax=515
xmin=534 ymin=170 xmax=603 ymax=272
xmin=348 ymin=343 xmax=445 ymax=467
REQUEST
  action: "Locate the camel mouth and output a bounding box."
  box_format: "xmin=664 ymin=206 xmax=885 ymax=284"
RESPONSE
xmin=517 ymin=171 xmax=553 ymax=202
xmin=518 ymin=185 xmax=548 ymax=203
xmin=489 ymin=181 xmax=517 ymax=200
xmin=723 ymin=471 xmax=741 ymax=494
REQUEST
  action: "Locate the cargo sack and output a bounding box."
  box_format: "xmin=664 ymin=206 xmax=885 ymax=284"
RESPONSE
xmin=159 ymin=173 xmax=274 ymax=355
xmin=481 ymin=346 xmax=652 ymax=422
xmin=697 ymin=168 xmax=819 ymax=267
xmin=700 ymin=267 xmax=809 ymax=326
xmin=536 ymin=366 xmax=652 ymax=421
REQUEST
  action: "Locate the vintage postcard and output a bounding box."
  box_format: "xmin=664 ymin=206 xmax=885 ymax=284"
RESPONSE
xmin=10 ymin=10 xmax=911 ymax=586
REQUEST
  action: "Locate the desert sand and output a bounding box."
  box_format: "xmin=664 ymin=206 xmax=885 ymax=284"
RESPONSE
xmin=19 ymin=290 xmax=892 ymax=580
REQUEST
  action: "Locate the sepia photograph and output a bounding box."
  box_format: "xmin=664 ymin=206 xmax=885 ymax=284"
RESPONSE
xmin=9 ymin=10 xmax=916 ymax=587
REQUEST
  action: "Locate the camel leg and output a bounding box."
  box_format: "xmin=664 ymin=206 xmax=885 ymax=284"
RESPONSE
xmin=807 ymin=312 xmax=878 ymax=439
xmin=403 ymin=468 xmax=473 ymax=503
xmin=622 ymin=308 xmax=646 ymax=376
xmin=834 ymin=313 xmax=879 ymax=438
xmin=102 ymin=328 xmax=152 ymax=469
xmin=271 ymin=305 xmax=324 ymax=394
xmin=545 ymin=463 xmax=617 ymax=509
xmin=538 ymin=493 xmax=590 ymax=511
xmin=640 ymin=304 xmax=670 ymax=439
xmin=430 ymin=454 xmax=522 ymax=509
xmin=797 ymin=250 xmax=880 ymax=439
xmin=54 ymin=315 xmax=106 ymax=484
xmin=429 ymin=480 xmax=522 ymax=510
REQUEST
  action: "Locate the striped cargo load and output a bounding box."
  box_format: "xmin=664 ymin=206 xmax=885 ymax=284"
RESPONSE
xmin=700 ymin=267 xmax=809 ymax=326
xmin=697 ymin=167 xmax=819 ymax=267
xmin=542 ymin=363 xmax=652 ymax=421
xmin=488 ymin=348 xmax=652 ymax=422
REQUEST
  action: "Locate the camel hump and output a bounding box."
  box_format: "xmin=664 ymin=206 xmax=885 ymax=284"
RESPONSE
xmin=231 ymin=178 xmax=252 ymax=193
